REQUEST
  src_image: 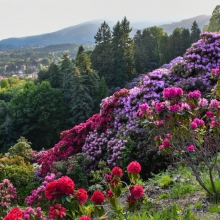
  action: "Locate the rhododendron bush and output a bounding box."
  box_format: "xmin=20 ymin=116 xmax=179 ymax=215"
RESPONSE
xmin=37 ymin=32 xmax=220 ymax=179
xmin=138 ymin=69 xmax=220 ymax=202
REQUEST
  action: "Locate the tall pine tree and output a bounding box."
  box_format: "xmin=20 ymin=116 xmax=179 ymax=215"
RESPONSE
xmin=190 ymin=21 xmax=201 ymax=43
xmin=91 ymin=21 xmax=112 ymax=85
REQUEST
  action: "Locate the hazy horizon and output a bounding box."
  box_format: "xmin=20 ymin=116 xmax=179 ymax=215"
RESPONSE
xmin=0 ymin=0 xmax=219 ymax=41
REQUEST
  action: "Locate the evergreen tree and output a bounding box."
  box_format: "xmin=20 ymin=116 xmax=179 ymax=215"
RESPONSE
xmin=133 ymin=30 xmax=145 ymax=73
xmin=75 ymin=52 xmax=92 ymax=74
xmin=181 ymin=28 xmax=191 ymax=53
xmin=76 ymin=45 xmax=85 ymax=57
xmin=60 ymin=54 xmax=73 ymax=102
xmin=69 ymin=67 xmax=93 ymax=125
xmin=91 ymin=21 xmax=112 ymax=84
xmin=111 ymin=17 xmax=135 ymax=88
xmin=190 ymin=21 xmax=201 ymax=43
xmin=48 ymin=62 xmax=63 ymax=89
xmin=207 ymin=5 xmax=220 ymax=32
xmin=97 ymin=77 xmax=108 ymax=106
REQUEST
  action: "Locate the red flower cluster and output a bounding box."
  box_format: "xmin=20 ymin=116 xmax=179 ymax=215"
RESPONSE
xmin=45 ymin=176 xmax=75 ymax=200
xmin=127 ymin=161 xmax=141 ymax=174
xmin=49 ymin=204 xmax=66 ymax=219
xmin=111 ymin=166 xmax=123 ymax=177
xmin=74 ymin=188 xmax=88 ymax=205
xmin=79 ymin=216 xmax=92 ymax=220
xmin=91 ymin=190 xmax=105 ymax=204
xmin=126 ymin=195 xmax=136 ymax=205
xmin=129 ymin=185 xmax=144 ymax=199
xmin=106 ymin=189 xmax=114 ymax=199
xmin=4 ymin=207 xmax=23 ymax=220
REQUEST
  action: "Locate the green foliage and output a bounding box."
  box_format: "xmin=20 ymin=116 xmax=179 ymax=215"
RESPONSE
xmin=207 ymin=203 xmax=220 ymax=213
xmin=207 ymin=5 xmax=220 ymax=32
xmin=0 ymin=79 xmax=10 ymax=89
xmin=0 ymin=155 xmax=39 ymax=204
xmin=88 ymin=160 xmax=111 ymax=193
xmin=149 ymin=172 xmax=172 ymax=188
xmin=8 ymin=136 xmax=33 ymax=162
xmin=69 ymin=69 xmax=93 ymax=125
xmin=9 ymin=81 xmax=66 ymax=150
xmin=148 ymin=205 xmax=197 ymax=220
xmin=170 ymin=182 xmax=198 ymax=199
xmin=96 ymin=77 xmax=108 ymax=108
xmin=52 ymin=153 xmax=91 ymax=189
xmin=157 ymin=193 xmax=169 ymax=200
xmin=190 ymin=21 xmax=201 ymax=43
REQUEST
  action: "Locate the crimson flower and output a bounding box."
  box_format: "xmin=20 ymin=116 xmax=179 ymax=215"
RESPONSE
xmin=111 ymin=166 xmax=123 ymax=177
xmin=79 ymin=216 xmax=92 ymax=220
xmin=45 ymin=176 xmax=75 ymax=200
xmin=127 ymin=161 xmax=141 ymax=174
xmin=106 ymin=189 xmax=114 ymax=199
xmin=91 ymin=190 xmax=105 ymax=204
xmin=74 ymin=188 xmax=88 ymax=205
xmin=49 ymin=204 xmax=66 ymax=219
xmin=126 ymin=195 xmax=136 ymax=205
xmin=4 ymin=207 xmax=23 ymax=220
xmin=129 ymin=185 xmax=144 ymax=199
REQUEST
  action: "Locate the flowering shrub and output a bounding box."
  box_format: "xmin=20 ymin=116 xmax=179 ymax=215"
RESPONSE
xmin=49 ymin=204 xmax=66 ymax=219
xmin=91 ymin=190 xmax=105 ymax=204
xmin=45 ymin=176 xmax=75 ymax=200
xmin=0 ymin=155 xmax=38 ymax=204
xmin=4 ymin=207 xmax=23 ymax=220
xmin=138 ymin=80 xmax=220 ymax=202
xmin=0 ymin=179 xmax=17 ymax=216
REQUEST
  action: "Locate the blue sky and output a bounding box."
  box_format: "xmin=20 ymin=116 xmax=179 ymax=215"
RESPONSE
xmin=0 ymin=0 xmax=219 ymax=40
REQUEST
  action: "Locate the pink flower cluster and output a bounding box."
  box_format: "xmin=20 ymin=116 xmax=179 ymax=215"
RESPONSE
xmin=0 ymin=179 xmax=17 ymax=208
xmin=190 ymin=118 xmax=205 ymax=130
xmin=4 ymin=207 xmax=23 ymax=220
xmin=188 ymin=90 xmax=201 ymax=99
xmin=49 ymin=204 xmax=66 ymax=219
xmin=137 ymin=104 xmax=150 ymax=117
xmin=212 ymin=68 xmax=220 ymax=75
xmin=163 ymin=87 xmax=183 ymax=99
xmin=22 ymin=207 xmax=43 ymax=220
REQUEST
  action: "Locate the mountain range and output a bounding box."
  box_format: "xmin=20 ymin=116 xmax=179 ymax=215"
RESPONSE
xmin=0 ymin=15 xmax=211 ymax=49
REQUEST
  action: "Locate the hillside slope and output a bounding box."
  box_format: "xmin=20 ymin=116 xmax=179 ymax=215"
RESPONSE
xmin=37 ymin=32 xmax=220 ymax=177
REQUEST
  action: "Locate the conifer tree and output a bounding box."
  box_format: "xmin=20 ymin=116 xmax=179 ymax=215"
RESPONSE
xmin=111 ymin=17 xmax=135 ymax=88
xmin=69 ymin=67 xmax=93 ymax=125
xmin=190 ymin=21 xmax=201 ymax=43
xmin=60 ymin=54 xmax=73 ymax=102
xmin=97 ymin=77 xmax=108 ymax=106
xmin=91 ymin=21 xmax=112 ymax=84
xmin=48 ymin=62 xmax=63 ymax=89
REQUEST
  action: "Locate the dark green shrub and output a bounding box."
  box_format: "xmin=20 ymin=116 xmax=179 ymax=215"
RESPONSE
xmin=52 ymin=153 xmax=91 ymax=189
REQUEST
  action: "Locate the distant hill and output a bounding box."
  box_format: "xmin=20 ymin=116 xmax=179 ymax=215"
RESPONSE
xmin=159 ymin=15 xmax=211 ymax=35
xmin=0 ymin=15 xmax=211 ymax=49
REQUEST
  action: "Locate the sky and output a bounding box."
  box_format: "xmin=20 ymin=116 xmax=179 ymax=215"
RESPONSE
xmin=0 ymin=0 xmax=219 ymax=40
